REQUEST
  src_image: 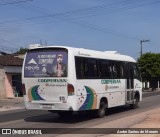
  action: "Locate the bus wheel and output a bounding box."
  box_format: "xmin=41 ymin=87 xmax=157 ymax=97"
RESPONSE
xmin=58 ymin=111 xmax=73 ymax=118
xmin=97 ymin=101 xmax=106 ymax=118
xmin=130 ymin=96 xmax=139 ymax=109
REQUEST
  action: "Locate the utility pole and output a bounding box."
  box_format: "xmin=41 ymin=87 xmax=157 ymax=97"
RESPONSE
xmin=140 ymin=40 xmax=150 ymax=56
xmin=140 ymin=40 xmax=150 ymax=90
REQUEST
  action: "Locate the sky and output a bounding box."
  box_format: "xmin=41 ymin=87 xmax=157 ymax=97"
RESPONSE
xmin=0 ymin=0 xmax=160 ymax=60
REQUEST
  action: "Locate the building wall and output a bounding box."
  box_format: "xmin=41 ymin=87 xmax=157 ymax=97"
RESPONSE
xmin=0 ymin=65 xmax=6 ymax=98
xmin=5 ymin=73 xmax=14 ymax=98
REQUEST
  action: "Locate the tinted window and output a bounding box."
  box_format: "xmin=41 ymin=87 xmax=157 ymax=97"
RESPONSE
xmin=75 ymin=57 xmax=85 ymax=79
xmin=75 ymin=57 xmax=99 ymax=79
xmin=133 ymin=63 xmax=141 ymax=80
xmin=76 ymin=57 xmax=128 ymax=79
xmin=99 ymin=60 xmax=112 ymax=78
xmin=112 ymin=61 xmax=124 ymax=78
xmin=85 ymin=58 xmax=99 ymax=78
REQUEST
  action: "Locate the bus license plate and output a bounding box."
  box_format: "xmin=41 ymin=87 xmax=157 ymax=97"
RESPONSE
xmin=42 ymin=104 xmax=52 ymax=110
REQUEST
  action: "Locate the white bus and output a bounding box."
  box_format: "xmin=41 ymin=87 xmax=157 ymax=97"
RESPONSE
xmin=22 ymin=45 xmax=142 ymax=118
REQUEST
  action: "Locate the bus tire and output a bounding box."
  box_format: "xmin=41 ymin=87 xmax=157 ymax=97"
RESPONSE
xmin=97 ymin=101 xmax=106 ymax=118
xmin=130 ymin=96 xmax=139 ymax=109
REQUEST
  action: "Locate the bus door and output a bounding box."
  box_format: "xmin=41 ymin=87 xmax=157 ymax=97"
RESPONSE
xmin=125 ymin=62 xmax=134 ymax=103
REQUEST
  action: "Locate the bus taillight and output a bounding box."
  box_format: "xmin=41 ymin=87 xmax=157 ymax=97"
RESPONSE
xmin=22 ymin=83 xmax=26 ymax=95
xmin=68 ymin=84 xmax=74 ymax=95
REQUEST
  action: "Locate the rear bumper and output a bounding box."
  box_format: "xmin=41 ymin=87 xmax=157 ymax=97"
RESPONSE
xmin=24 ymin=95 xmax=73 ymax=111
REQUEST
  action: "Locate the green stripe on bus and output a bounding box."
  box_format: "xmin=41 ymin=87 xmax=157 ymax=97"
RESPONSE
xmin=85 ymin=86 xmax=94 ymax=109
xmin=31 ymin=86 xmax=39 ymax=100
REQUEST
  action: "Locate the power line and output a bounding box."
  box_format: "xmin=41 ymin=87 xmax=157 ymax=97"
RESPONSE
xmin=0 ymin=0 xmax=34 ymax=6
xmin=0 ymin=38 xmax=20 ymax=47
xmin=39 ymin=0 xmax=158 ymax=20
xmin=3 ymin=0 xmax=153 ymax=41
xmin=69 ymin=20 xmax=140 ymax=41
xmin=0 ymin=45 xmax=18 ymax=53
xmin=62 ymin=0 xmax=160 ymax=20
xmin=150 ymin=40 xmax=160 ymax=47
xmin=20 ymin=0 xmax=160 ymax=22
xmin=1 ymin=0 xmax=160 ymax=26
xmin=0 ymin=0 xmax=159 ymax=42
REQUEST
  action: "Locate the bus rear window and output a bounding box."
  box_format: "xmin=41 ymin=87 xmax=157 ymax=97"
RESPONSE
xmin=24 ymin=49 xmax=68 ymax=77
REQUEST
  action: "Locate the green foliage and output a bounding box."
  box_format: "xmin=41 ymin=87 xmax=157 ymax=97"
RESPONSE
xmin=137 ymin=52 xmax=160 ymax=82
xmin=16 ymin=47 xmax=28 ymax=54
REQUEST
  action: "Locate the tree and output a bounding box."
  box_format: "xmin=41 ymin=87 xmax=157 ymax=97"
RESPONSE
xmin=137 ymin=52 xmax=160 ymax=90
xmin=137 ymin=52 xmax=160 ymax=81
xmin=16 ymin=47 xmax=28 ymax=54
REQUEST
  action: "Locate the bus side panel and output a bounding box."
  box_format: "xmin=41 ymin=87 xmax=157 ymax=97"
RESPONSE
xmin=103 ymin=79 xmax=126 ymax=108
xmin=106 ymin=92 xmax=126 ymax=108
xmin=76 ymin=81 xmax=100 ymax=111
xmin=76 ymin=79 xmax=126 ymax=111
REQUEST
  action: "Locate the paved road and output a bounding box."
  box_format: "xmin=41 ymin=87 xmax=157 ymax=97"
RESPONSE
xmin=0 ymin=92 xmax=160 ymax=126
xmin=0 ymin=92 xmax=160 ymax=137
xmin=142 ymin=91 xmax=160 ymax=98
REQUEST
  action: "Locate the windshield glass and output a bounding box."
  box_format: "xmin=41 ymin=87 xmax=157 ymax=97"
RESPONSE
xmin=24 ymin=48 xmax=68 ymax=77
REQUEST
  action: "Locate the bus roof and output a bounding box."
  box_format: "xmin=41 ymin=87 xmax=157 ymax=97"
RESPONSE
xmin=28 ymin=45 xmax=136 ymax=62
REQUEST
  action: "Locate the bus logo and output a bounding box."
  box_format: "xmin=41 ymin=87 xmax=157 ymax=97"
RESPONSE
xmin=28 ymin=58 xmax=37 ymax=65
xmin=25 ymin=66 xmax=39 ymax=71
xmin=101 ymin=79 xmax=121 ymax=84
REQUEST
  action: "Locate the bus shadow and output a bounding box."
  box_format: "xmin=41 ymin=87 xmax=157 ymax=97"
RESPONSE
xmin=24 ymin=105 xmax=132 ymax=124
xmin=106 ymin=105 xmax=132 ymax=115
xmin=24 ymin=112 xmax=97 ymax=124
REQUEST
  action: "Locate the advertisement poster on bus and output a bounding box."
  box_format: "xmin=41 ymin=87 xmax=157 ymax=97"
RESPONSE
xmin=24 ymin=51 xmax=67 ymax=77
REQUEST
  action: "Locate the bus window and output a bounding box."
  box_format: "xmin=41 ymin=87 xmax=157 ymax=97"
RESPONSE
xmin=133 ymin=63 xmax=141 ymax=80
xmin=112 ymin=65 xmax=117 ymax=78
xmin=113 ymin=61 xmax=124 ymax=79
xmin=120 ymin=63 xmax=124 ymax=78
xmin=75 ymin=57 xmax=99 ymax=79
xmin=84 ymin=58 xmax=99 ymax=79
xmin=99 ymin=60 xmax=112 ymax=79
xmin=75 ymin=57 xmax=85 ymax=79
xmin=24 ymin=49 xmax=68 ymax=77
xmin=124 ymin=62 xmax=134 ymax=89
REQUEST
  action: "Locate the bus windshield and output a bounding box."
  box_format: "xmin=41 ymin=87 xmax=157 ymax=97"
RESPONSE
xmin=24 ymin=48 xmax=68 ymax=77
